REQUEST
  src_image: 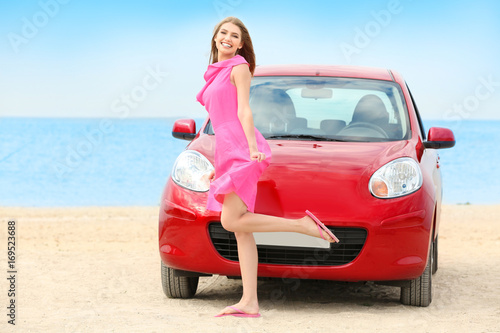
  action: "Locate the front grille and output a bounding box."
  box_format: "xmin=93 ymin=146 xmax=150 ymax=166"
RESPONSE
xmin=208 ymin=223 xmax=367 ymax=266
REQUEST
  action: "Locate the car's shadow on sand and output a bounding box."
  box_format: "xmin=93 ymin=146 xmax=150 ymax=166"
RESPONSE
xmin=194 ymin=275 xmax=403 ymax=308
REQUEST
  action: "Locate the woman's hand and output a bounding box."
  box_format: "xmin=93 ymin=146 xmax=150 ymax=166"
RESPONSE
xmin=207 ymin=169 xmax=215 ymax=181
xmin=250 ymin=150 xmax=266 ymax=162
xmin=202 ymin=170 xmax=215 ymax=186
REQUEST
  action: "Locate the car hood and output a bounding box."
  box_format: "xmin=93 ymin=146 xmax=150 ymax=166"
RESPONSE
xmin=189 ymin=135 xmax=414 ymax=218
xmin=255 ymin=140 xmax=414 ymax=217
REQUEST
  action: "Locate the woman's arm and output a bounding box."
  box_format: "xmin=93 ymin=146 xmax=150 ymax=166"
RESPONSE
xmin=232 ymin=64 xmax=265 ymax=162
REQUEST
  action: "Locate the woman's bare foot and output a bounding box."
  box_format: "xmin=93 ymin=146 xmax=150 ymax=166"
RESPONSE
xmin=215 ymin=301 xmax=259 ymax=317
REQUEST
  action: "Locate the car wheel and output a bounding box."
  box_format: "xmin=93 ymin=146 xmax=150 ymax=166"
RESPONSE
xmin=400 ymin=242 xmax=433 ymax=307
xmin=161 ymin=262 xmax=198 ymax=299
xmin=432 ymin=236 xmax=438 ymax=274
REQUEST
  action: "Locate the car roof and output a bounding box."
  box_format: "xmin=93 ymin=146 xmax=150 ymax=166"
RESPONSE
xmin=254 ymin=64 xmax=395 ymax=81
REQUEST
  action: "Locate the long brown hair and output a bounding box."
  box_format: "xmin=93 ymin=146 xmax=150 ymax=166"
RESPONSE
xmin=209 ymin=17 xmax=256 ymax=76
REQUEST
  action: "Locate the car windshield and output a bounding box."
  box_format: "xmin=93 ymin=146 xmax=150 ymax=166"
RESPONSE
xmin=206 ymin=76 xmax=410 ymax=142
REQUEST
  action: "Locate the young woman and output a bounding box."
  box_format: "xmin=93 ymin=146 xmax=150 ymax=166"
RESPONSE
xmin=196 ymin=17 xmax=339 ymax=318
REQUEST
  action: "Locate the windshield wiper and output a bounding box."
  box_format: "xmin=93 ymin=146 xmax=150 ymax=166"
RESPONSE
xmin=266 ymin=134 xmax=346 ymax=142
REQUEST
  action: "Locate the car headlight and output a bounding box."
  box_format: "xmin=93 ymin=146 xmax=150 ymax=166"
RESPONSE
xmin=369 ymin=157 xmax=423 ymax=198
xmin=171 ymin=150 xmax=214 ymax=192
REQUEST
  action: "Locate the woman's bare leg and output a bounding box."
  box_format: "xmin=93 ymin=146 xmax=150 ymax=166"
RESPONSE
xmin=216 ymin=192 xmax=335 ymax=316
xmin=220 ymin=192 xmax=336 ymax=240
xmin=234 ymin=231 xmax=259 ymax=313
xmin=215 ymin=192 xmax=260 ymax=316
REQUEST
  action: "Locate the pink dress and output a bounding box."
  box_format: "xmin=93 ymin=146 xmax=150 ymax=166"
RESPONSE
xmin=196 ymin=55 xmax=271 ymax=213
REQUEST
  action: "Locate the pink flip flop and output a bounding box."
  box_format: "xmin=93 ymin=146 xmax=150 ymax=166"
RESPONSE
xmin=214 ymin=306 xmax=261 ymax=318
xmin=305 ymin=210 xmax=340 ymax=243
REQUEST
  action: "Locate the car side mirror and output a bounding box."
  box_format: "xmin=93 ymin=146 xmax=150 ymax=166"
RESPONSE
xmin=172 ymin=119 xmax=196 ymax=141
xmin=423 ymin=127 xmax=455 ymax=149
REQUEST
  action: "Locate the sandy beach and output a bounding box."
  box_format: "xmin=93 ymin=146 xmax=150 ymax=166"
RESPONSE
xmin=1 ymin=205 xmax=499 ymax=332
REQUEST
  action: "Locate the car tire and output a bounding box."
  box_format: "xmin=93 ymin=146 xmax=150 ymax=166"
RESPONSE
xmin=432 ymin=236 xmax=438 ymax=274
xmin=400 ymin=242 xmax=433 ymax=307
xmin=161 ymin=262 xmax=198 ymax=299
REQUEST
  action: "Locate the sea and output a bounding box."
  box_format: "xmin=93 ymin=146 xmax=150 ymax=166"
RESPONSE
xmin=0 ymin=117 xmax=499 ymax=206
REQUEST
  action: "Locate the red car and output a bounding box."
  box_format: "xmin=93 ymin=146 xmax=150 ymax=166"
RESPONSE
xmin=159 ymin=65 xmax=455 ymax=307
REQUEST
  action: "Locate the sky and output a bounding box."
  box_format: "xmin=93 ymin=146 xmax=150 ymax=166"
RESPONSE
xmin=1 ymin=0 xmax=499 ymax=120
